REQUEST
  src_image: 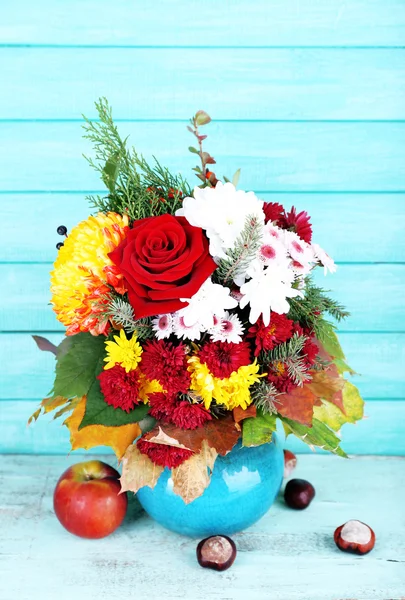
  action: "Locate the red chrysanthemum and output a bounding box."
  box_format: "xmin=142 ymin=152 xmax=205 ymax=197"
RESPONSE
xmin=98 ymin=365 xmax=141 ymax=412
xmin=141 ymin=339 xmax=190 ymax=394
xmin=137 ymin=439 xmax=193 ymax=468
xmin=278 ymin=207 xmax=312 ymax=243
xmin=263 ymin=201 xmax=285 ymax=224
xmin=148 ymin=392 xmax=177 ymax=422
xmin=302 ymin=338 xmax=319 ymax=368
xmin=171 ymin=401 xmax=212 ymax=430
xmin=198 ymin=340 xmax=251 ymax=379
xmin=267 ymin=362 xmax=296 ymax=393
xmin=247 ymin=313 xmax=294 ymax=357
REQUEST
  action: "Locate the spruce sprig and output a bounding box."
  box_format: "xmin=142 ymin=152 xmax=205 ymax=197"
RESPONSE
xmin=260 ymin=333 xmax=311 ymax=386
xmin=105 ymin=297 xmax=153 ymax=341
xmin=250 ymin=380 xmax=282 ymax=415
xmin=214 ymin=214 xmax=263 ymax=286
xmin=82 ymin=98 xmax=191 ymax=220
xmin=288 ymin=277 xmax=349 ymax=337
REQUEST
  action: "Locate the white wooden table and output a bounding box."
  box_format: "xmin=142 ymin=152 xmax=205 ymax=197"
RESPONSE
xmin=1 ymin=454 xmax=404 ymax=600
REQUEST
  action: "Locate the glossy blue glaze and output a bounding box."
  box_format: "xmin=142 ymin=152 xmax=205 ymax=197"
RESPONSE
xmin=136 ymin=435 xmax=284 ymax=537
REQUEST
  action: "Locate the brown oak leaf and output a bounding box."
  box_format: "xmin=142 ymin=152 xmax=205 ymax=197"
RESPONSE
xmin=233 ymin=405 xmax=257 ymax=427
xmin=171 ymin=440 xmax=218 ymax=504
xmin=120 ymin=443 xmax=164 ymax=494
xmin=308 ymin=369 xmax=346 ymax=413
xmin=144 ymin=413 xmax=240 ymax=456
xmin=276 ymin=385 xmax=317 ymax=426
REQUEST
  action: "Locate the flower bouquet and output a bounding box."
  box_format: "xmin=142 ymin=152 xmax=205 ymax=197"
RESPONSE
xmin=31 ymin=99 xmax=364 ymax=520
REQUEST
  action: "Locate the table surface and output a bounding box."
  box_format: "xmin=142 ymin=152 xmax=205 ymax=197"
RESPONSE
xmin=1 ymin=454 xmax=404 ymax=600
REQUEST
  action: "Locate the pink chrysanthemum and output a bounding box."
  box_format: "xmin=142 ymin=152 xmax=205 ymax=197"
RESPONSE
xmin=141 ymin=339 xmax=190 ymax=394
xmin=198 ymin=340 xmax=251 ymax=379
xmin=98 ymin=365 xmax=141 ymax=412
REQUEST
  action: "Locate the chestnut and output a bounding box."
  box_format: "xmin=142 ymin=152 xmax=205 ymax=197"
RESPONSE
xmin=334 ymin=520 xmax=375 ymax=555
xmin=284 ymin=478 xmax=315 ymax=509
xmin=196 ymin=535 xmax=237 ymax=571
xmin=283 ymin=449 xmax=297 ymax=478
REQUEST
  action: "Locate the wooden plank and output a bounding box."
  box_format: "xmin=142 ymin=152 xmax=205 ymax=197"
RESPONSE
xmin=0 ymin=454 xmax=404 ymax=600
xmin=0 ymin=332 xmax=404 ymax=400
xmin=1 ymin=399 xmax=403 ymax=456
xmin=2 ymin=48 xmax=405 ymax=120
xmin=1 ymin=0 xmax=405 ymax=47
xmin=1 ymin=121 xmax=405 ymax=192
xmin=2 ymin=192 xmax=404 ymax=263
xmin=1 ymin=263 xmax=403 ymax=333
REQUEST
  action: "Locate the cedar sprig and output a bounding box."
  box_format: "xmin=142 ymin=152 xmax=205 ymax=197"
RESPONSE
xmin=83 ymin=98 xmax=191 ymax=220
xmin=214 ymin=214 xmax=263 ymax=287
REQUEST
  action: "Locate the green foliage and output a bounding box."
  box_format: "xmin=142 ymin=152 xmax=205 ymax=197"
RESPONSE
xmin=242 ymin=410 xmax=277 ymax=447
xmin=51 ymin=334 xmax=105 ymax=400
xmin=314 ymin=381 xmax=364 ymax=431
xmin=318 ymin=323 xmax=345 ymax=360
xmin=288 ymin=278 xmax=349 ymax=338
xmin=79 ymin=357 xmax=150 ymax=428
xmin=83 ymin=98 xmax=191 ymax=220
xmin=214 ymin=214 xmax=263 ymax=286
xmin=281 ymin=417 xmax=347 ymax=457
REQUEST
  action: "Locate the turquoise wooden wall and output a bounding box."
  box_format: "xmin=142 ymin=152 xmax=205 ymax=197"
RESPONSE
xmin=1 ymin=1 xmax=404 ymax=455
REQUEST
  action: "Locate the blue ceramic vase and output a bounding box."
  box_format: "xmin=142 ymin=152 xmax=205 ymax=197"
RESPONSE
xmin=136 ymin=435 xmax=284 ymax=537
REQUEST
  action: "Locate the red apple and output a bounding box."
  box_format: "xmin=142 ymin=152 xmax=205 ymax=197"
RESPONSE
xmin=53 ymin=460 xmax=127 ymax=539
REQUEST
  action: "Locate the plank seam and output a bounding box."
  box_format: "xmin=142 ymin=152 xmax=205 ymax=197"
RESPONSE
xmin=1 ymin=44 xmax=405 ymax=50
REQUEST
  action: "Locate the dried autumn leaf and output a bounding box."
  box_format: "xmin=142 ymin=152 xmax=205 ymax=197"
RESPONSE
xmin=171 ymin=440 xmax=218 ymax=504
xmin=120 ymin=444 xmax=164 ymax=494
xmin=32 ymin=335 xmax=58 ymax=355
xmin=27 ymin=407 xmax=42 ymax=425
xmin=308 ymin=368 xmax=346 ymax=413
xmin=233 ymin=404 xmax=257 ymax=425
xmin=144 ymin=414 xmax=240 ymax=456
xmin=145 ymin=426 xmax=193 ymax=450
xmin=42 ymin=396 xmax=69 ymax=414
xmin=64 ymin=397 xmax=141 ymax=459
xmin=276 ymin=385 xmax=317 ymax=426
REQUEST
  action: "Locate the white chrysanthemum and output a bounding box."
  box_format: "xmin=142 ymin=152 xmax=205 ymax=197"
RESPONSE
xmin=283 ymin=230 xmax=315 ymax=266
xmin=312 ymin=243 xmax=337 ymax=275
xmin=172 ymin=314 xmax=203 ymax=341
xmin=178 ymin=182 xmax=265 ymax=260
xmin=240 ymin=263 xmax=303 ymax=325
xmin=178 ymin=278 xmax=238 ymax=330
xmin=210 ymin=311 xmax=244 ymax=344
xmin=151 ymin=314 xmax=173 ymax=340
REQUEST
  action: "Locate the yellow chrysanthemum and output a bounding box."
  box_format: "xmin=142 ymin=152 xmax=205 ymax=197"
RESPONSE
xmin=51 ymin=212 xmax=129 ymax=335
xmin=138 ymin=374 xmax=164 ymax=403
xmin=188 ymin=356 xmax=262 ymax=410
xmin=104 ymin=329 xmax=143 ymax=373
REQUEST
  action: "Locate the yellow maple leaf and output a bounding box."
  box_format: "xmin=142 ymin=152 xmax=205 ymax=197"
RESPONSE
xmin=64 ymin=397 xmax=141 ymax=459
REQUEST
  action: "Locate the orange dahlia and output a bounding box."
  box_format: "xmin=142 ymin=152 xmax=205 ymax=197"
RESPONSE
xmin=50 ymin=212 xmax=129 ymax=335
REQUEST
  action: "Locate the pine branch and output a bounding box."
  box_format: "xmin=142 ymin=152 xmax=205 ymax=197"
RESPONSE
xmin=214 ymin=214 xmax=263 ymax=286
xmin=105 ymin=297 xmax=153 ymax=341
xmin=250 ymin=380 xmax=282 ymax=415
xmin=82 ymin=98 xmax=191 ymax=221
xmin=260 ymin=333 xmax=312 ymax=387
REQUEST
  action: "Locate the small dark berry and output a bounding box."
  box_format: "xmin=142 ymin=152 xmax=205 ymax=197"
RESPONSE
xmin=196 ymin=535 xmax=237 ymax=571
xmin=284 ymin=478 xmax=315 ymax=510
xmin=56 ymin=242 xmax=64 ymax=250
xmin=57 ymin=225 xmax=67 ymax=236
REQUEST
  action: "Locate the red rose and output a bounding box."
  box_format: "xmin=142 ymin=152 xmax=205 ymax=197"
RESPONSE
xmin=109 ymin=214 xmax=216 ymax=318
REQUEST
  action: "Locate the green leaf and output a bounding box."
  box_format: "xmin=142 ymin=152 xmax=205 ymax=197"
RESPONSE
xmin=242 ymin=410 xmax=277 ymax=447
xmin=188 ymin=146 xmax=199 ymax=154
xmin=223 ymin=175 xmax=231 ymax=183
xmin=80 ymin=372 xmax=150 ymax=428
xmin=281 ymin=417 xmax=348 ymax=457
xmin=52 ymin=333 xmax=105 ymax=400
xmin=102 ymin=153 xmax=120 ymax=193
xmin=232 ymin=168 xmax=241 ymax=187
xmin=318 ymin=324 xmax=345 ymax=360
xmin=334 ymin=357 xmax=356 ymax=375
